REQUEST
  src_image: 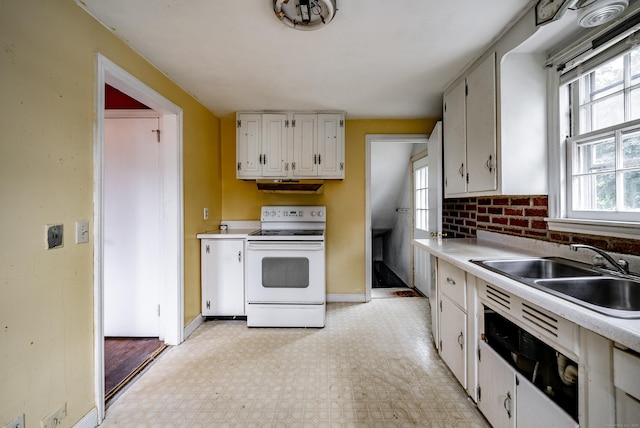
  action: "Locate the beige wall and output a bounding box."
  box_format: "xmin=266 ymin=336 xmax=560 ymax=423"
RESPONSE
xmin=221 ymin=117 xmax=436 ymax=295
xmin=0 ymin=1 xmax=220 ymax=425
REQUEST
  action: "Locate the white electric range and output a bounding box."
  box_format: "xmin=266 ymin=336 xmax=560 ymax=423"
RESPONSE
xmin=245 ymin=206 xmax=326 ymax=327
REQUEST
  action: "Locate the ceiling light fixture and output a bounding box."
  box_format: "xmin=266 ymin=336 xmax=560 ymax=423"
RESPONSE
xmin=273 ymin=0 xmax=337 ymax=31
xmin=578 ymin=0 xmax=629 ymax=27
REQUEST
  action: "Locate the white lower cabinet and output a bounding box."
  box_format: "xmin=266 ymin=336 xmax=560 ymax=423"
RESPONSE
xmin=439 ymin=297 xmax=467 ymax=388
xmin=478 ymin=341 xmax=578 ymax=428
xmin=201 ymin=239 xmax=245 ymax=316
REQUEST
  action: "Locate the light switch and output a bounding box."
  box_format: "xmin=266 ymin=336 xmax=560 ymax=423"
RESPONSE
xmin=75 ymin=220 xmax=89 ymax=244
xmin=204 ymin=208 xmax=209 ymax=220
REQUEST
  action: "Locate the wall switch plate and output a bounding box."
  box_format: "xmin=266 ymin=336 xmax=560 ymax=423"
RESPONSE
xmin=40 ymin=403 xmax=66 ymax=428
xmin=46 ymin=224 xmax=63 ymax=249
xmin=204 ymin=207 xmax=209 ymax=220
xmin=3 ymin=414 xmax=25 ymax=428
xmin=75 ymin=220 xmax=89 ymax=244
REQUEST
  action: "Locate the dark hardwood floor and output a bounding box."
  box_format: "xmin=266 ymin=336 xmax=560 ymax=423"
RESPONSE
xmin=105 ymin=337 xmax=167 ymax=401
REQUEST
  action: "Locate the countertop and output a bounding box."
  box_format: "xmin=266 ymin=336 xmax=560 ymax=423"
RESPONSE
xmin=196 ymin=229 xmax=256 ymax=239
xmin=413 ymin=237 xmax=640 ymax=353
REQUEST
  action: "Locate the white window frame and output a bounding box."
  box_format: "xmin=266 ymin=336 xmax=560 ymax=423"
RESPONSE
xmin=414 ymin=157 xmax=429 ymax=232
xmin=547 ymin=32 xmax=640 ymax=240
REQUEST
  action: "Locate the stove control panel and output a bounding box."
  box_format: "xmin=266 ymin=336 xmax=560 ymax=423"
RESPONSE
xmin=261 ymin=206 xmax=326 ymax=222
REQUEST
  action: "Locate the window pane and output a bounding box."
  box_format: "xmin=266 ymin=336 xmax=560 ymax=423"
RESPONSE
xmin=573 ymin=173 xmax=616 ymax=211
xmin=575 ymin=137 xmax=615 ymax=174
xmin=590 ymin=56 xmax=624 ymax=101
xmin=622 ymin=132 xmax=640 ymax=169
xmin=623 ymin=170 xmax=640 ymax=210
xmin=630 ymin=88 xmax=640 ymax=121
xmin=631 ymin=48 xmax=640 ymax=86
xmin=591 ymin=94 xmax=624 ymax=131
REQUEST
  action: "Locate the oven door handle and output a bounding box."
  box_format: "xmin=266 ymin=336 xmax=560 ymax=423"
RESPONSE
xmin=246 ymin=242 xmax=324 ymax=251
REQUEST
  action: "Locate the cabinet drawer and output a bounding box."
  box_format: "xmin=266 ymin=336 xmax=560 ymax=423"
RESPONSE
xmin=614 ymin=347 xmax=640 ymax=400
xmin=438 ymin=259 xmax=466 ymax=309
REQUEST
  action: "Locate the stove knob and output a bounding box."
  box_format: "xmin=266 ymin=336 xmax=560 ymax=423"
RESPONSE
xmin=311 ymin=211 xmax=316 ymax=217
xmin=263 ymin=211 xmax=269 ymax=217
xmin=318 ymin=211 xmax=324 ymax=217
xmin=270 ymin=211 xmax=277 ymax=217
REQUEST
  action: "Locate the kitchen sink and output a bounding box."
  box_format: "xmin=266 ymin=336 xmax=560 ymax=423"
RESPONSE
xmin=472 ymin=257 xmax=640 ymax=318
xmin=477 ymin=257 xmax=601 ymax=280
xmin=534 ymin=277 xmax=640 ymax=312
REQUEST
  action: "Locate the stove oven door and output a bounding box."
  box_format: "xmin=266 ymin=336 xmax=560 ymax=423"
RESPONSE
xmin=246 ymin=241 xmax=325 ymax=304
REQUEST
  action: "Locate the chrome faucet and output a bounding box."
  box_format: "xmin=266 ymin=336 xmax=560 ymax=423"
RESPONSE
xmin=569 ymin=244 xmax=630 ymax=274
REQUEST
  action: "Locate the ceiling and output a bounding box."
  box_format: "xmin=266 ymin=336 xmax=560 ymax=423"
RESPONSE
xmin=77 ymin=0 xmax=533 ymax=119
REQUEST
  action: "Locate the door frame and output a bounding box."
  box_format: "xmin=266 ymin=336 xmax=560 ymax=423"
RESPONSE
xmin=94 ymin=54 xmax=184 ymax=421
xmin=365 ymin=134 xmax=428 ymax=302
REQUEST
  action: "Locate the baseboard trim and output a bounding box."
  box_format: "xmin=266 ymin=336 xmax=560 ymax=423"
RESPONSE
xmin=73 ymin=407 xmax=98 ymax=428
xmin=327 ymin=293 xmax=366 ymax=303
xmin=184 ymin=314 xmax=204 ymax=340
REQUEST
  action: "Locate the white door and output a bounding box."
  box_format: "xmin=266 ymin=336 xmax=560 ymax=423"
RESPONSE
xmin=292 ymin=113 xmax=317 ymax=177
xmin=413 ymin=121 xmax=442 ymax=297
xmin=262 ymin=113 xmax=288 ymax=177
xmin=317 ymin=113 xmax=344 ymax=178
xmin=201 ymin=239 xmax=245 ymax=316
xmin=516 ymin=374 xmax=578 ymax=428
xmin=478 ymin=341 xmax=516 ymax=428
xmin=439 ymin=297 xmax=467 ymax=388
xmin=236 ymin=113 xmax=262 ymax=178
xmin=443 ymin=81 xmax=467 ymax=196
xmin=104 ymin=116 xmax=160 ymax=337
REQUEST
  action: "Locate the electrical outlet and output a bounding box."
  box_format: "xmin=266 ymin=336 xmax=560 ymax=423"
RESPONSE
xmin=75 ymin=220 xmax=89 ymax=244
xmin=41 ymin=403 xmax=66 ymax=428
xmin=3 ymin=414 xmax=25 ymax=428
xmin=203 ymin=207 xmax=209 ymax=220
xmin=46 ymin=224 xmax=63 ymax=249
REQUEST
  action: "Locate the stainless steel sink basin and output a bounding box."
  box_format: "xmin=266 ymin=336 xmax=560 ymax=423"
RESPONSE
xmin=534 ymin=277 xmax=640 ymax=312
xmin=477 ymin=257 xmax=600 ymax=279
xmin=472 ymin=257 xmax=640 ymax=318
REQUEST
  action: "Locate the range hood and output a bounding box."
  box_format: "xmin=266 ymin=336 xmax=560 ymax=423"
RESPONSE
xmin=256 ymin=179 xmax=324 ymax=194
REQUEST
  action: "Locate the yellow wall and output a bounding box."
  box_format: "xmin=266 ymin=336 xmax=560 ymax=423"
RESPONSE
xmin=221 ymin=117 xmax=435 ymax=295
xmin=0 ymin=0 xmax=220 ymax=425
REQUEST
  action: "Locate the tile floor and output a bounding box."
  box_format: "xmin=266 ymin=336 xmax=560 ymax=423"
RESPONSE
xmin=101 ymin=297 xmax=489 ymax=427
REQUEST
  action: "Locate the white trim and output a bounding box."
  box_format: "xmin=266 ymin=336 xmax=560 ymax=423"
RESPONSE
xmin=546 ymin=217 xmax=640 ymax=239
xmin=326 ymin=293 xmax=366 ymax=303
xmin=72 ymin=408 xmax=98 ymax=428
xmin=94 ymin=54 xmax=184 ymax=423
xmin=365 ymin=134 xmax=429 ymax=304
xmin=184 ymin=314 xmax=204 ymax=339
xmin=104 ymin=109 xmax=160 ymax=119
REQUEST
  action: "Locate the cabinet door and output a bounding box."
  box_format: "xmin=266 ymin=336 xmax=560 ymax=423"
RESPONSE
xmin=466 ymin=53 xmax=497 ymax=193
xmin=439 ymin=297 xmax=466 ymax=388
xmin=516 ymin=374 xmax=578 ymax=428
xmin=262 ymin=114 xmax=288 ymax=177
xmin=317 ymin=113 xmax=345 ymax=178
xmin=443 ymin=80 xmax=467 ymax=196
xmin=291 ymin=113 xmax=317 ymax=177
xmin=478 ymin=341 xmax=515 ymax=428
xmin=201 ymin=240 xmax=245 ymax=316
xmin=236 ymin=114 xmax=262 ymax=178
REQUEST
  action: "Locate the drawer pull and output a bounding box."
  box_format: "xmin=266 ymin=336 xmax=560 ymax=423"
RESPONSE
xmin=458 ymin=332 xmax=464 ymax=349
xmin=504 ymin=392 xmax=512 ymax=418
xmin=446 ymin=277 xmax=456 ymax=285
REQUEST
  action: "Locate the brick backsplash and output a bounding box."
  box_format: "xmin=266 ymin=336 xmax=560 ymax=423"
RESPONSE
xmin=442 ymin=195 xmax=640 ymax=256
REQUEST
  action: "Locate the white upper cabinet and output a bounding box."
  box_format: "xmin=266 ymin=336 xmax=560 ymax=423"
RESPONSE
xmin=237 ymin=111 xmax=345 ymax=180
xmin=292 ymin=113 xmax=317 ymax=177
xmin=316 ymin=113 xmax=345 ymax=178
xmin=442 ymin=33 xmax=548 ymax=198
xmin=443 ymin=53 xmax=497 ymax=197
xmin=236 ymin=113 xmax=262 ymax=178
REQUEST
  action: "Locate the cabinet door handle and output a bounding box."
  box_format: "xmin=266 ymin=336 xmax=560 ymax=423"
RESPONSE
xmin=446 ymin=277 xmax=456 ymax=285
xmin=238 ymin=251 xmax=242 ymax=263
xmin=458 ymin=332 xmax=464 ymax=350
xmin=313 ymin=154 xmax=318 ymax=165
xmin=259 ymin=154 xmax=263 ymax=164
xmin=458 ymin=163 xmax=464 ymax=177
xmin=318 ymin=154 xmax=321 ymax=165
xmin=485 ymin=154 xmax=494 ymax=173
xmin=503 ymin=392 xmax=512 ymax=418
xmin=263 ymin=154 xmax=267 ymax=164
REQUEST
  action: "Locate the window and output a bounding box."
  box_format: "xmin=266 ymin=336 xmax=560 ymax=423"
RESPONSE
xmin=562 ymin=44 xmax=640 ymax=224
xmin=414 ymin=163 xmax=429 ymax=231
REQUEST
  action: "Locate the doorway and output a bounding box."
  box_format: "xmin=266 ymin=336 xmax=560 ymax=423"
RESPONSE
xmin=365 ymin=123 xmax=442 ymax=302
xmin=94 ymin=54 xmax=184 ymax=422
